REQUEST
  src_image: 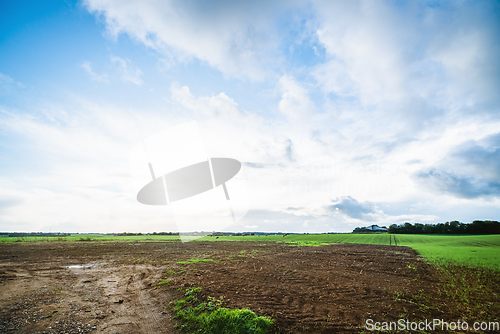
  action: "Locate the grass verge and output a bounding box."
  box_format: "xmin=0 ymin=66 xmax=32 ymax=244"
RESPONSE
xmin=172 ymin=287 xmax=274 ymax=333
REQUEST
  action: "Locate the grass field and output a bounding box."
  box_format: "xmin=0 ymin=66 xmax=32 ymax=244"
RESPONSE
xmin=2 ymin=232 xmax=499 ymax=270
xmin=0 ymin=234 xmax=183 ymax=243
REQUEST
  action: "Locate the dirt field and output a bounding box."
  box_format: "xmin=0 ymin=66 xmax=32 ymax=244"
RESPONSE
xmin=0 ymin=241 xmax=454 ymax=333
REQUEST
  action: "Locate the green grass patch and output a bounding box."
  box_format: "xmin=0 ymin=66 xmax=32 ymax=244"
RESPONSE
xmin=158 ymin=278 xmax=172 ymax=287
xmin=173 ymin=287 xmax=274 ymax=333
xmin=177 ymin=258 xmax=213 ymax=265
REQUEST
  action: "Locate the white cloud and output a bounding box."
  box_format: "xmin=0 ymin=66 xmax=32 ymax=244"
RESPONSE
xmin=110 ymin=55 xmax=143 ymax=85
xmin=1 ymin=83 xmax=499 ymax=232
xmin=84 ymin=0 xmax=297 ymax=80
xmin=278 ymin=75 xmax=314 ymax=120
xmin=81 ymin=61 xmax=109 ymax=83
xmin=414 ymin=131 xmax=500 ymax=199
xmin=167 ymin=85 xmax=444 ymax=225
xmin=328 ymin=196 xmax=379 ymax=221
xmin=301 ymin=1 xmax=500 ymax=210
xmin=0 ymin=97 xmax=182 ymax=232
xmin=312 ymin=1 xmax=500 ymax=117
xmin=171 ymin=84 xmax=246 ymax=119
xmin=0 ymin=72 xmax=24 ymax=91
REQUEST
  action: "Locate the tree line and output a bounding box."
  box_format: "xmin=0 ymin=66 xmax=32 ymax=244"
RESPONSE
xmin=388 ymin=220 xmax=500 ymax=235
xmin=121 ymin=232 xmax=180 ymax=235
xmin=2 ymin=232 xmax=71 ymax=237
xmin=352 ymin=227 xmax=387 ymax=233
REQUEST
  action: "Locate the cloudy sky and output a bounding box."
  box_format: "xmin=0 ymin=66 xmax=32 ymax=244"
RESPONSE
xmin=1 ymin=0 xmax=499 ymax=233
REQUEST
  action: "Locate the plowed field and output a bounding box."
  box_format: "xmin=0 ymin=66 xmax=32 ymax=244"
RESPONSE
xmin=0 ymin=241 xmax=463 ymax=333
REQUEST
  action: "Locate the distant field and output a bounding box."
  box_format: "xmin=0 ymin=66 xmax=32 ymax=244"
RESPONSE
xmin=0 ymin=234 xmax=182 ymax=243
xmin=2 ymin=232 xmax=499 ymax=270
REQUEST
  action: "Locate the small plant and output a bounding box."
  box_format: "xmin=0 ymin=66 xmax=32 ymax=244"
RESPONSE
xmin=168 ymin=269 xmax=186 ymax=274
xmin=407 ymin=263 xmax=417 ymax=270
xmin=177 ymin=258 xmax=213 ymax=265
xmin=205 ymin=296 xmax=223 ymax=311
xmin=47 ymin=310 xmax=59 ymax=318
xmin=174 ymin=299 xmax=187 ymax=311
xmin=158 ymin=278 xmax=172 ymax=286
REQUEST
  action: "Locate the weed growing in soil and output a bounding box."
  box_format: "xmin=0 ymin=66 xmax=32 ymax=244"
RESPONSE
xmin=391 ymin=261 xmax=500 ymax=324
xmin=47 ymin=310 xmax=59 ymax=318
xmin=435 ymin=262 xmax=500 ymax=321
xmin=158 ymin=278 xmax=171 ymax=287
xmin=172 ymin=287 xmax=274 ymax=333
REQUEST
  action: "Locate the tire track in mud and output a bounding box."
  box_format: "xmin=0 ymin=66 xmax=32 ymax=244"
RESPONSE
xmin=133 ymin=267 xmax=170 ymax=334
xmin=97 ymin=265 xmax=173 ymax=334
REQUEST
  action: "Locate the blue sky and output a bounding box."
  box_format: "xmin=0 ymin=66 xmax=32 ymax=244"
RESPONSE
xmin=1 ymin=0 xmax=499 ymax=233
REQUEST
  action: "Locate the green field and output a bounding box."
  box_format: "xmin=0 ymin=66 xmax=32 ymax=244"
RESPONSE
xmin=2 ymin=233 xmax=499 ymax=270
xmin=0 ymin=234 xmax=183 ymax=243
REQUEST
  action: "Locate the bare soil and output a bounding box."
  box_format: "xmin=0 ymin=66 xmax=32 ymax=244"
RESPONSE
xmin=0 ymin=241 xmax=454 ymax=333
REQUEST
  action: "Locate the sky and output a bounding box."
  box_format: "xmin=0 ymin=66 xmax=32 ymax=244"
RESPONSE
xmin=0 ymin=0 xmax=499 ymax=233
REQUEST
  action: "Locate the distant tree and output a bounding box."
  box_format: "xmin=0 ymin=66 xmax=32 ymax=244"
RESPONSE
xmin=388 ymin=224 xmax=399 ymax=234
xmin=414 ymin=223 xmax=424 ymax=234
